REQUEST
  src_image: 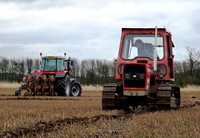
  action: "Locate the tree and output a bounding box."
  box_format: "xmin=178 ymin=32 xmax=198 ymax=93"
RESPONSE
xmin=19 ymin=58 xmax=25 ymax=82
xmin=34 ymin=59 xmax=40 ymax=70
xmin=26 ymin=58 xmax=33 ymax=74
xmin=0 ymin=57 xmax=9 ymax=81
xmin=71 ymin=58 xmax=80 ymax=78
xmin=186 ymin=47 xmax=200 ymax=76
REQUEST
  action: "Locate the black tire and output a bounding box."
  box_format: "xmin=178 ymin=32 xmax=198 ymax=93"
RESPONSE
xmin=56 ymin=75 xmax=71 ymax=96
xmin=70 ymin=81 xmax=82 ymax=96
xmin=24 ymin=92 xmax=28 ymax=96
xmin=15 ymin=89 xmax=21 ymax=96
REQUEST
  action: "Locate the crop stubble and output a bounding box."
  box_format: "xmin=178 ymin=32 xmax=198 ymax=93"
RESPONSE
xmin=0 ymin=88 xmax=200 ymax=137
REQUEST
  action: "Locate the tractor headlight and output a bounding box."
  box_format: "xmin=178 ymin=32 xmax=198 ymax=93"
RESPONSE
xmin=157 ymin=64 xmax=167 ymax=77
xmin=139 ymin=74 xmax=145 ymax=80
xmin=124 ymin=73 xmax=131 ymax=79
xmin=132 ymin=74 xmax=138 ymax=79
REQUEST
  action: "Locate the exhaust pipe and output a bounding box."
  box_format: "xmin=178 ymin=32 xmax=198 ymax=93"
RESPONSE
xmin=153 ymin=27 xmax=158 ymax=74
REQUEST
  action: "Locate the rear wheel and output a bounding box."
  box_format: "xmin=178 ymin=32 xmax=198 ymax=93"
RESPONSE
xmin=24 ymin=92 xmax=29 ymax=96
xmin=57 ymin=75 xmax=71 ymax=96
xmin=70 ymin=81 xmax=82 ymax=96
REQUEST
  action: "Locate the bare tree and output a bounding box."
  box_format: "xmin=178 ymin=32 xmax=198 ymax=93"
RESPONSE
xmin=26 ymin=58 xmax=33 ymax=74
xmin=0 ymin=57 xmax=9 ymax=80
xmin=71 ymin=58 xmax=80 ymax=77
xmin=19 ymin=58 xmax=25 ymax=82
xmin=186 ymin=47 xmax=200 ymax=76
xmin=9 ymin=58 xmax=19 ymax=82
xmin=33 ymin=59 xmax=40 ymax=70
xmin=96 ymin=59 xmax=102 ymax=77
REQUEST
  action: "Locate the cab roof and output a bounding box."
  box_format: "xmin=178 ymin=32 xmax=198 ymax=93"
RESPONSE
xmin=122 ymin=28 xmax=171 ymax=34
xmin=122 ymin=27 xmax=166 ymax=30
xmin=42 ymin=56 xmax=65 ymax=59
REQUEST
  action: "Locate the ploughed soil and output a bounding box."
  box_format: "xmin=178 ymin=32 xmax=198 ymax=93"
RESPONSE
xmin=0 ymin=87 xmax=200 ymax=137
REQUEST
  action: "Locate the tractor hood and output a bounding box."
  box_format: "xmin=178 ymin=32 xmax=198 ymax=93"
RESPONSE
xmin=31 ymin=70 xmax=68 ymax=78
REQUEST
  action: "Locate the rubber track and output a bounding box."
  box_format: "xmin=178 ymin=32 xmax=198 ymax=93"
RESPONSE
xmin=1 ymin=101 xmax=200 ymax=137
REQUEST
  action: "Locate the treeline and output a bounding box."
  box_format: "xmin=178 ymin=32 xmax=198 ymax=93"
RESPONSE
xmin=174 ymin=47 xmax=200 ymax=87
xmin=0 ymin=57 xmax=40 ymax=82
xmin=0 ymin=57 xmax=118 ymax=85
xmin=71 ymin=59 xmax=119 ymax=85
xmin=0 ymin=47 xmax=200 ymax=87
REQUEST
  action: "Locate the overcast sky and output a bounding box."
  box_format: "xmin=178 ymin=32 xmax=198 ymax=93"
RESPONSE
xmin=0 ymin=0 xmax=199 ymax=61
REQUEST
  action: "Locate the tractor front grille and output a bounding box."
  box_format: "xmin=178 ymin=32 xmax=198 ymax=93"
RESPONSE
xmin=124 ymin=65 xmax=146 ymax=88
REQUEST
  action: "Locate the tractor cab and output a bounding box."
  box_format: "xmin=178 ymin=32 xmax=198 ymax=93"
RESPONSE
xmin=39 ymin=52 xmax=74 ymax=73
xmin=115 ymin=28 xmax=175 ymax=82
xmin=40 ymin=57 xmax=64 ymax=72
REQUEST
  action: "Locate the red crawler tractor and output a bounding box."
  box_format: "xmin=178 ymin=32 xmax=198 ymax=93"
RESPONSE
xmin=15 ymin=53 xmax=82 ymax=96
xmin=102 ymin=27 xmax=180 ymax=110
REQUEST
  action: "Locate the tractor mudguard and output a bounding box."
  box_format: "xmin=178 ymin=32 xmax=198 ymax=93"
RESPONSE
xmin=55 ymin=74 xmax=66 ymax=78
xmin=31 ymin=74 xmax=42 ymax=78
xmin=70 ymin=78 xmax=76 ymax=84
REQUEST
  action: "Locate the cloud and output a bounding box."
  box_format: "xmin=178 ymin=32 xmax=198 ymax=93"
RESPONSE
xmin=0 ymin=0 xmax=200 ymax=61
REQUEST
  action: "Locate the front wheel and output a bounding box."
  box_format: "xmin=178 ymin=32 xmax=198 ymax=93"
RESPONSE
xmin=70 ymin=81 xmax=82 ymax=96
xmin=15 ymin=89 xmax=21 ymax=96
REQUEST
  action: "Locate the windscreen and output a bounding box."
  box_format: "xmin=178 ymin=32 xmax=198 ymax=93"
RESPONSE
xmin=40 ymin=58 xmax=64 ymax=72
xmin=121 ymin=34 xmax=164 ymax=60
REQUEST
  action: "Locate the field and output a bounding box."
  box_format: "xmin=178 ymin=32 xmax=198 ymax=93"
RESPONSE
xmin=0 ymin=83 xmax=200 ymax=137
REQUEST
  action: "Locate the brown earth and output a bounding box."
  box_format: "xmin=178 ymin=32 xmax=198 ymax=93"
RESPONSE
xmin=0 ymin=88 xmax=200 ymax=137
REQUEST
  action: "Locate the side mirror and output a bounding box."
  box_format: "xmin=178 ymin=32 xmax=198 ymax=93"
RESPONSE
xmin=71 ymin=61 xmax=74 ymax=66
xmin=67 ymin=61 xmax=71 ymax=71
xmin=64 ymin=62 xmax=68 ymax=71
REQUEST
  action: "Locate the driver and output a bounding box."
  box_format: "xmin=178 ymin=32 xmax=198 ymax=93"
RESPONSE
xmin=135 ymin=39 xmax=153 ymax=59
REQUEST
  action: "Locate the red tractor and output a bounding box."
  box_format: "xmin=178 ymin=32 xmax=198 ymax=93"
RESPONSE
xmin=102 ymin=27 xmax=180 ymax=111
xmin=15 ymin=53 xmax=82 ymax=96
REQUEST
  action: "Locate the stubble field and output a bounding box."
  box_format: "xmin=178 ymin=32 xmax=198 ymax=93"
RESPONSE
xmin=0 ymin=83 xmax=200 ymax=137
